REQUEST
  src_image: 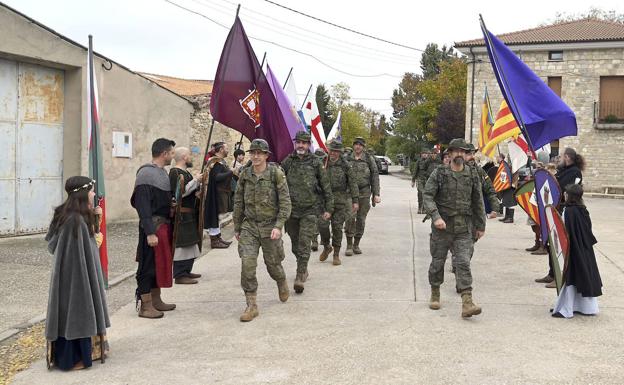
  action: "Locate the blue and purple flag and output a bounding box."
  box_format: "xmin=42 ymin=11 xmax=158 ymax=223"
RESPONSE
xmin=209 ymin=16 xmax=293 ymax=162
xmin=480 ymin=17 xmax=577 ymax=150
xmin=266 ymin=64 xmax=306 ymax=142
xmin=534 ymin=169 xmax=562 ymax=246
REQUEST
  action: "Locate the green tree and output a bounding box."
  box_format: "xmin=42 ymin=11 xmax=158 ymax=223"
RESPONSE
xmin=315 ymin=84 xmax=333 ymax=135
xmin=340 ymin=106 xmax=368 ymax=148
xmin=544 ymin=7 xmax=624 ymax=25
xmin=391 ymin=72 xmax=423 ymax=120
xmin=330 ymin=82 xmax=351 ymax=106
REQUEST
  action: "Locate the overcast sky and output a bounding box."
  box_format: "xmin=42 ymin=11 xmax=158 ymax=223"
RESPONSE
xmin=4 ymin=0 xmax=624 ymax=116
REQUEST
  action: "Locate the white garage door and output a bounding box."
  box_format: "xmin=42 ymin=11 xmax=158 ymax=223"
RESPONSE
xmin=0 ymin=58 xmax=64 ymax=235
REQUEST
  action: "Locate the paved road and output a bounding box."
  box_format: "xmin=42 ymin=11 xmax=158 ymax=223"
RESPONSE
xmin=12 ymin=171 xmax=624 ymax=384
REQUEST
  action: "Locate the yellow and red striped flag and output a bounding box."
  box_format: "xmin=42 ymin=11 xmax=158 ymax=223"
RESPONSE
xmin=515 ymin=180 xmax=539 ymax=224
xmin=482 ymin=100 xmax=521 ymax=157
xmin=493 ymin=160 xmax=512 ymax=192
xmin=477 ymin=87 xmax=494 ymax=151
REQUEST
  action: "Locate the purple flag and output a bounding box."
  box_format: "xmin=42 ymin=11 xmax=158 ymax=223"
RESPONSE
xmin=210 ymin=16 xmax=293 ymax=162
xmin=266 ymin=64 xmax=305 ymax=141
xmin=534 ymin=169 xmax=562 ymax=246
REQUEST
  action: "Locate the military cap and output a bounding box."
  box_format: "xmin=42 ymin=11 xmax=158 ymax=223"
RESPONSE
xmin=314 ymin=148 xmax=327 ymax=158
xmin=294 ymin=130 xmax=311 ymax=142
xmin=353 ymin=137 xmax=366 ymax=146
xmin=328 ymin=140 xmax=344 ymax=152
xmin=247 ymin=138 xmax=271 ymax=153
xmin=447 ymin=138 xmax=471 ymax=151
xmin=467 ymin=143 xmax=477 ymax=153
xmin=345 ymin=147 xmax=353 ymax=154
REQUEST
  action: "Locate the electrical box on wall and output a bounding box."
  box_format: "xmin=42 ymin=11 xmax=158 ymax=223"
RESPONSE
xmin=112 ymin=131 xmax=132 ymax=158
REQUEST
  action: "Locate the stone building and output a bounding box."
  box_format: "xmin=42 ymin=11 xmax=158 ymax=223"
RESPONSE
xmin=140 ymin=73 xmax=250 ymax=170
xmin=455 ymin=18 xmax=624 ymax=192
xmin=0 ymin=3 xmax=194 ymax=235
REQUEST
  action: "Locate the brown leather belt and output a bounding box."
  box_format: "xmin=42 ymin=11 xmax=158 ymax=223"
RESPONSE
xmin=180 ymin=207 xmax=194 ymax=213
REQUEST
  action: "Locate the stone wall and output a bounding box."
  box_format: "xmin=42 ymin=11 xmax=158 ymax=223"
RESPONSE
xmin=188 ymin=94 xmax=250 ymax=171
xmin=464 ymin=47 xmax=624 ymax=192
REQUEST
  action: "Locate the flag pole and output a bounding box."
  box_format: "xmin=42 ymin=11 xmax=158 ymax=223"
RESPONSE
xmin=300 ymin=84 xmax=313 ymax=110
xmin=88 ymin=35 xmax=99 ymax=211
xmin=202 ymin=4 xmax=241 ymax=173
xmin=479 ymin=14 xmax=535 ymax=153
xmin=283 ymin=67 xmax=293 ymax=90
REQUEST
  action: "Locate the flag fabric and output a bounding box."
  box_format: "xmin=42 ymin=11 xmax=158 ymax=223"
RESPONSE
xmin=283 ymin=69 xmax=307 ymax=129
xmin=327 ymin=110 xmax=342 ymax=143
xmin=514 ymin=180 xmax=539 ymax=224
xmin=265 ymin=64 xmax=305 ymax=142
xmin=544 ymin=204 xmax=570 ymax=293
xmin=87 ymin=36 xmax=108 ymax=286
xmin=302 ymin=91 xmax=327 ymax=152
xmin=534 ymin=169 xmax=562 ymax=246
xmin=508 ymin=134 xmax=536 ymax=172
xmin=481 ymin=100 xmax=521 ymax=157
xmin=492 ymin=160 xmax=512 ymax=192
xmin=210 ymin=16 xmax=293 ymax=162
xmin=478 ymin=86 xmax=494 ymax=151
xmin=481 ymin=21 xmax=577 ymax=150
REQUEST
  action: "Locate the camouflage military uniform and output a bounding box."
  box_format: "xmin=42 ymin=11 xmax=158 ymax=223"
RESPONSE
xmin=311 ymin=149 xmax=328 ymax=251
xmin=282 ymin=134 xmax=334 ymax=279
xmin=411 ymin=154 xmax=427 ymax=212
xmin=467 ymin=159 xmax=500 ymax=214
xmin=345 ymin=140 xmax=380 ymax=244
xmin=233 ymin=160 xmax=291 ymax=294
xmin=319 ymin=144 xmax=358 ymax=250
xmin=424 ymin=163 xmax=485 ymax=291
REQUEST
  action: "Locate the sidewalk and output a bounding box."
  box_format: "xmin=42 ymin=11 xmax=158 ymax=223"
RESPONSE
xmin=9 ymin=174 xmax=624 ymax=384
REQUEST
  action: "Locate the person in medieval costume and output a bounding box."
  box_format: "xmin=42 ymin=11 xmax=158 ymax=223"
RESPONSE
xmin=552 ymin=184 xmax=602 ymax=318
xmin=203 ymin=141 xmax=233 ymax=249
xmin=131 ymin=138 xmax=177 ymax=319
xmin=45 ymin=176 xmax=110 ymax=370
xmin=169 ymin=147 xmax=202 ymax=285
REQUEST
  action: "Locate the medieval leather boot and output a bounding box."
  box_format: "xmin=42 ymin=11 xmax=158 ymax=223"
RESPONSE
xmin=319 ymin=244 xmax=333 ymax=262
xmin=139 ymin=293 xmax=164 ymax=319
xmin=499 ymin=208 xmax=508 ymax=222
xmin=175 ymin=276 xmax=198 ymax=285
xmin=502 ymin=208 xmax=515 ymax=223
xmin=150 ymin=288 xmax=176 ymax=311
xmin=210 ymin=235 xmax=230 ymax=249
xmin=332 ymin=247 xmax=341 ymax=266
xmin=186 ymin=272 xmax=202 ymax=279
xmin=535 ymin=274 xmax=554 ymax=283
xmin=294 ymin=272 xmax=305 ymax=294
xmin=526 ymin=240 xmax=540 ymax=252
xmin=531 ymin=245 xmax=548 ymax=255
xmin=277 ymin=280 xmax=289 ymax=302
xmin=218 ymin=234 xmax=232 ymax=246
xmin=345 ymin=237 xmax=354 ymax=256
xmin=353 ymin=237 xmax=362 ymax=254
xmin=461 ymin=290 xmax=482 ymax=318
xmin=240 ymin=292 xmax=259 ymax=322
xmin=429 ymin=287 xmax=441 ymax=310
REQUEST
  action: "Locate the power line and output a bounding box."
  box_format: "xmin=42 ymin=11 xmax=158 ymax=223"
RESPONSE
xmin=165 ymin=0 xmax=404 ymax=78
xmin=263 ymin=0 xmax=424 ymax=52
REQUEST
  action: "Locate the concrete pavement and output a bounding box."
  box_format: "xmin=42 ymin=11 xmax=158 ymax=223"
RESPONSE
xmin=11 ymin=171 xmax=624 ymax=384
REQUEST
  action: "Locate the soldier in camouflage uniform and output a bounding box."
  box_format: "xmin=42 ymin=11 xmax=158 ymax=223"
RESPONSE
xmin=318 ymin=141 xmax=359 ymax=266
xmin=310 ymin=148 xmax=328 ymax=252
xmin=423 ymin=138 xmax=486 ymax=318
xmin=465 ymin=143 xmax=499 ymax=218
xmin=233 ymin=139 xmax=292 ymax=322
xmin=282 ymin=131 xmax=334 ymax=294
xmin=344 ymin=137 xmax=380 ymax=256
xmin=411 ymin=151 xmax=429 ymax=213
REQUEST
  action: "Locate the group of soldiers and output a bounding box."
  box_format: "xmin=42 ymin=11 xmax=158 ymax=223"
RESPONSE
xmin=231 ymin=131 xmax=380 ymax=322
xmin=413 ymin=138 xmax=500 ymax=318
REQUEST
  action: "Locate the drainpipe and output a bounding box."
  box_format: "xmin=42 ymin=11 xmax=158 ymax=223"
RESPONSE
xmin=469 ymin=46 xmax=476 ymax=144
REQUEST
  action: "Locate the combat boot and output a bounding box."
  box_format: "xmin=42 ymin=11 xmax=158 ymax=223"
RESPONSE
xmin=531 ymin=245 xmax=548 ymax=255
xmin=311 ymin=238 xmax=319 ymax=252
xmin=460 ymin=290 xmax=482 ymax=318
xmin=139 ymin=293 xmax=164 ymax=319
xmin=345 ymin=237 xmax=354 ymax=256
xmin=293 ymin=272 xmax=305 ymax=294
xmin=240 ymin=292 xmax=259 ymax=322
xmin=150 ymin=288 xmax=176 ymax=311
xmin=502 ymin=208 xmax=514 ymax=224
xmin=332 ymin=247 xmax=341 ymax=266
xmin=277 ymin=280 xmax=289 ymax=302
xmin=525 ymin=240 xmax=540 ymax=252
xmin=353 ymin=237 xmax=362 ymax=254
xmin=429 ymin=287 xmax=441 ymax=310
xmin=319 ymin=244 xmax=333 ymax=262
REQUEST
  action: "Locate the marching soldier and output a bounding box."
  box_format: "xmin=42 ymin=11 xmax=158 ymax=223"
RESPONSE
xmin=282 ymin=131 xmax=334 ymax=294
xmin=318 ymin=141 xmax=359 ymax=266
xmin=423 ymin=138 xmax=486 ymax=318
xmin=233 ymin=139 xmax=292 ymax=322
xmin=344 ymin=137 xmax=380 ymax=256
xmin=411 ymin=150 xmax=428 ymax=213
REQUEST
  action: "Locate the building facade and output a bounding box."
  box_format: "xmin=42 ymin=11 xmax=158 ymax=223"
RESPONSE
xmin=456 ymin=18 xmax=624 ymax=192
xmin=0 ymin=3 xmax=194 ymax=235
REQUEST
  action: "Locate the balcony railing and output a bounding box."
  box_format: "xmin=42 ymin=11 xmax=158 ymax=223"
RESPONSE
xmin=594 ymin=100 xmax=624 ymax=124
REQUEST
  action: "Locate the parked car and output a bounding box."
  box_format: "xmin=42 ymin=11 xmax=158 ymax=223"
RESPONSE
xmin=380 ymin=156 xmax=392 ymax=166
xmin=375 ymin=156 xmax=389 ymax=174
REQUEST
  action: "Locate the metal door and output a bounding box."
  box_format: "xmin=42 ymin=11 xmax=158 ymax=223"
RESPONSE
xmin=0 ymin=59 xmax=64 ymax=235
